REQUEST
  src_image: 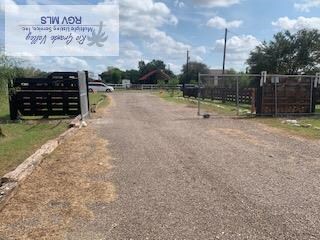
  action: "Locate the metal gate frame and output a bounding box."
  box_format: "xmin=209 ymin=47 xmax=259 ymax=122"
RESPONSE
xmin=193 ymin=72 xmax=320 ymax=117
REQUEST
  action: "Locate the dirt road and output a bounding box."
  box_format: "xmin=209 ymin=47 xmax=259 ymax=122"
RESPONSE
xmin=1 ymin=92 xmax=320 ymax=239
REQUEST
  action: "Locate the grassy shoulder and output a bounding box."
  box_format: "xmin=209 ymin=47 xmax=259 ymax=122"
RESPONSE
xmin=89 ymin=92 xmax=109 ymax=108
xmin=0 ymin=121 xmax=68 ymax=176
xmin=158 ymin=90 xmax=252 ymax=116
xmin=0 ymin=92 xmax=109 ymax=177
xmin=257 ymin=117 xmax=320 ymax=139
xmin=158 ymin=90 xmax=320 ymax=139
xmin=0 ymin=93 xmax=9 ymax=121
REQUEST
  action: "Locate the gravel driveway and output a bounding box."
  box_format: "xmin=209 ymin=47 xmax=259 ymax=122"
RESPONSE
xmin=1 ymin=92 xmax=320 ymax=239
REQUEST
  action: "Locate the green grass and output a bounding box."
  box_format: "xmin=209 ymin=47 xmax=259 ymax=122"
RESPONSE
xmin=158 ymin=90 xmax=252 ymax=116
xmin=0 ymin=92 xmax=9 ymax=121
xmin=0 ymin=121 xmax=68 ymax=177
xmin=257 ymin=117 xmax=320 ymax=139
xmin=0 ymin=92 xmax=111 ymax=177
xmin=89 ymin=92 xmax=109 ymax=107
xmin=89 ymin=93 xmax=108 ymax=105
xmin=158 ymin=90 xmax=320 ymax=139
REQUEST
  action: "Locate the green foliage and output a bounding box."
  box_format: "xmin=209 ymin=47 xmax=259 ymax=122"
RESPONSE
xmin=100 ymin=67 xmax=122 ymax=84
xmin=123 ymin=69 xmax=140 ymax=84
xmin=168 ymin=78 xmax=179 ymax=86
xmin=139 ymin=59 xmax=175 ymax=78
xmin=168 ymin=78 xmax=180 ymax=97
xmin=157 ymin=79 xmax=166 ymax=89
xmin=181 ymin=61 xmax=210 ymax=84
xmin=139 ymin=59 xmax=165 ymax=75
xmin=0 ymin=126 xmax=5 ymax=138
xmin=247 ymin=29 xmax=320 ymax=74
xmin=100 ymin=59 xmax=176 ymax=84
xmin=0 ymin=53 xmax=47 ymax=93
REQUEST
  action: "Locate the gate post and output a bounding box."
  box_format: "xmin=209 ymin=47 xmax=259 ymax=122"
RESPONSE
xmin=256 ymin=71 xmax=267 ymax=116
xmin=236 ymin=76 xmax=240 ymax=116
xmin=313 ymin=73 xmax=320 ymax=113
xmin=9 ymin=90 xmax=18 ymax=120
xmin=197 ymin=72 xmax=201 ymax=116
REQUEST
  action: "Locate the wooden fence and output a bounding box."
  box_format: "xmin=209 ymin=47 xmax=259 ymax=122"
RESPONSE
xmin=183 ymin=87 xmax=254 ymax=105
xmin=9 ymin=72 xmax=89 ymax=120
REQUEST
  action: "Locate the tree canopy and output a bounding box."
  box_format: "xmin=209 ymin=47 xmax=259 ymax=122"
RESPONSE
xmin=247 ymin=29 xmax=320 ymax=74
xmin=180 ymin=61 xmax=210 ymax=84
xmin=138 ymin=59 xmax=174 ymax=78
xmin=100 ymin=59 xmax=175 ymax=84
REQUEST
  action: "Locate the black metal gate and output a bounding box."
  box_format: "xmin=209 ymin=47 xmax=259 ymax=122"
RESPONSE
xmin=9 ymin=72 xmax=89 ymax=120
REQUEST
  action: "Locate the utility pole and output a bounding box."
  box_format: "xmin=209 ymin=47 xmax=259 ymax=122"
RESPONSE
xmin=183 ymin=50 xmax=190 ymax=97
xmin=222 ymin=28 xmax=228 ymax=74
xmin=222 ymin=28 xmax=228 ymax=101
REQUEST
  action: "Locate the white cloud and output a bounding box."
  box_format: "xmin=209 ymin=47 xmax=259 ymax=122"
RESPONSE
xmin=114 ymin=41 xmax=143 ymax=70
xmin=174 ymin=0 xmax=185 ymax=8
xmin=102 ymin=0 xmax=202 ymax=63
xmin=192 ymin=0 xmax=240 ymax=8
xmin=194 ymin=46 xmax=207 ymax=55
xmin=52 ymin=57 xmax=89 ymax=71
xmin=294 ymin=0 xmax=320 ymax=12
xmin=95 ymin=64 xmax=107 ymax=73
xmin=167 ymin=62 xmax=181 ymax=73
xmin=0 ymin=0 xmax=19 ymax=14
xmin=272 ymin=16 xmax=320 ymax=31
xmin=113 ymin=0 xmax=178 ymax=37
xmin=207 ymin=16 xmax=243 ymax=29
xmin=214 ymin=35 xmax=260 ymax=67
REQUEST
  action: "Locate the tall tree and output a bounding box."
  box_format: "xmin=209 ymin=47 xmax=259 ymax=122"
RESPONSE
xmin=123 ymin=69 xmax=140 ymax=84
xmin=180 ymin=61 xmax=209 ymax=84
xmin=247 ymin=29 xmax=320 ymax=74
xmin=138 ymin=59 xmax=168 ymax=76
xmin=100 ymin=67 xmax=123 ymax=84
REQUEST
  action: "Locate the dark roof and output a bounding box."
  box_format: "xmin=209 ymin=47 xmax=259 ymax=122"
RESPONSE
xmin=139 ymin=69 xmax=170 ymax=81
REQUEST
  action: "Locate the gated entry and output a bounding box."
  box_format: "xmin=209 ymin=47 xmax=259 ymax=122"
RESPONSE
xmin=183 ymin=72 xmax=320 ymax=116
xmin=257 ymin=74 xmax=319 ymax=116
xmin=9 ymin=71 xmax=90 ymax=120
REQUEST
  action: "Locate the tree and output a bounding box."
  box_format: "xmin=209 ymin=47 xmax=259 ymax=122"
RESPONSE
xmin=100 ymin=67 xmax=123 ymax=84
xmin=123 ymin=69 xmax=140 ymax=84
xmin=247 ymin=29 xmax=320 ymax=74
xmin=0 ymin=54 xmax=21 ymax=91
xmin=138 ymin=60 xmax=166 ymax=75
xmin=180 ymin=61 xmax=209 ymax=84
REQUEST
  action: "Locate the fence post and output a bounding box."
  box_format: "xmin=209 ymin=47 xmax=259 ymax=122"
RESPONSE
xmin=236 ymin=76 xmax=240 ymax=116
xmin=198 ymin=73 xmax=201 ymax=116
xmin=9 ymin=92 xmax=18 ymax=120
xmin=313 ymin=73 xmax=320 ymax=113
xmin=274 ymin=76 xmax=278 ymax=117
xmin=310 ymin=77 xmax=314 ymax=114
xmin=251 ymin=88 xmax=256 ymax=114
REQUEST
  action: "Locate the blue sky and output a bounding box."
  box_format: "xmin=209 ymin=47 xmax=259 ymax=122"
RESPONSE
xmin=1 ymin=0 xmax=320 ymax=74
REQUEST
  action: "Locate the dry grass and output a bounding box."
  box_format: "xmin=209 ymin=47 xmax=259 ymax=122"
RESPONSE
xmin=0 ymin=127 xmax=116 ymax=239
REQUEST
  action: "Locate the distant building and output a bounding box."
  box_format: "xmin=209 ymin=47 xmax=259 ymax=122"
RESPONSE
xmin=209 ymin=69 xmax=224 ymax=75
xmin=122 ymin=79 xmax=131 ymax=88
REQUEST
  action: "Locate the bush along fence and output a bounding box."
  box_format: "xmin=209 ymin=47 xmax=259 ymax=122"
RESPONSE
xmin=183 ymin=72 xmax=320 ymax=117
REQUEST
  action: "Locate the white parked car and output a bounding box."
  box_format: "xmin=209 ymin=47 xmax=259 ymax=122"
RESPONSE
xmin=88 ymin=82 xmax=114 ymax=93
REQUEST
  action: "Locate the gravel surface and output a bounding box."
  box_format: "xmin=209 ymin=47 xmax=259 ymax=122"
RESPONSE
xmin=1 ymin=92 xmax=320 ymax=239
